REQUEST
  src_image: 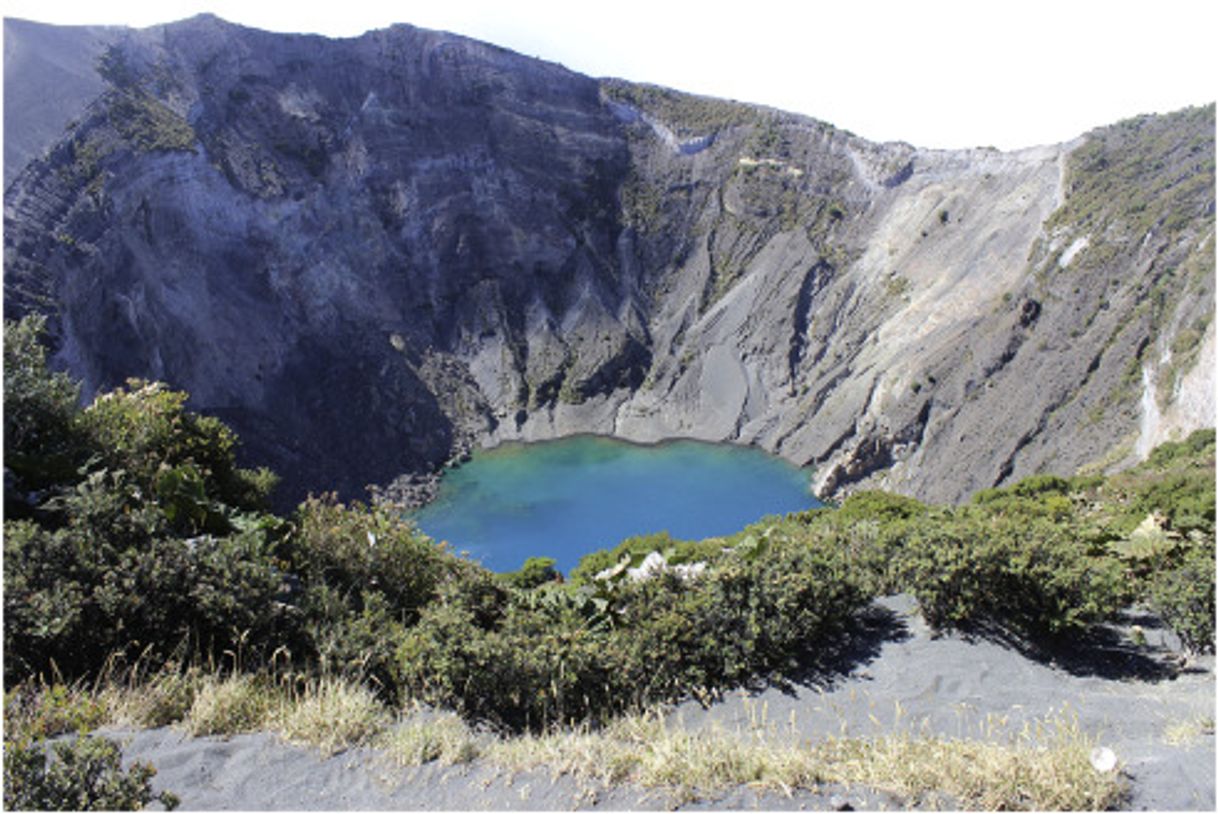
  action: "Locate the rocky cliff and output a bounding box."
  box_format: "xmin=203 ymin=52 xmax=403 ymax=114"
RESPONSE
xmin=5 ymin=15 xmax=1214 ymax=506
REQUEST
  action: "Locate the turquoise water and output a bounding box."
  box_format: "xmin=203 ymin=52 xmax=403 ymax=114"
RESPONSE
xmin=411 ymin=435 xmax=819 ymax=574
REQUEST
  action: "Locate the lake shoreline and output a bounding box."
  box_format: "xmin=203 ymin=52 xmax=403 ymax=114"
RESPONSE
xmin=373 ymin=432 xmax=822 ymax=513
xmin=396 ymin=434 xmax=821 ymax=573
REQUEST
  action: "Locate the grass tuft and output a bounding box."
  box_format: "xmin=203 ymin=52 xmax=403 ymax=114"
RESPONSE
xmin=1163 ymin=715 xmax=1215 ymax=745
xmin=185 ymin=674 xmax=275 ymax=737
xmin=272 ymin=677 xmax=388 ymax=755
xmin=377 ymin=705 xmax=482 ymax=766
xmin=100 ymin=667 xmax=201 ymax=729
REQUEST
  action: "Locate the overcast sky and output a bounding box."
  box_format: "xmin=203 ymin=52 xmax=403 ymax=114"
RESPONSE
xmin=4 ymin=0 xmax=1215 ymax=150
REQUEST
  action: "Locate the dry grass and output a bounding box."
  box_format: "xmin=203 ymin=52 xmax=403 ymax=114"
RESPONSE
xmin=488 ymin=709 xmax=1127 ymax=810
xmin=814 ymin=715 xmax=1123 ymax=810
xmin=377 ymin=704 xmax=482 ymax=766
xmin=1163 ymin=715 xmax=1215 ymax=745
xmin=100 ymin=666 xmax=201 ymax=729
xmin=184 ymin=673 xmax=276 ymax=736
xmin=6 ymin=672 xmax=1129 ymax=810
xmin=272 ymin=677 xmax=388 ymax=755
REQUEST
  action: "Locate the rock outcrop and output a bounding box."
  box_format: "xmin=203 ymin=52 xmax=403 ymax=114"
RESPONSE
xmin=5 ymin=15 xmax=1214 ymax=507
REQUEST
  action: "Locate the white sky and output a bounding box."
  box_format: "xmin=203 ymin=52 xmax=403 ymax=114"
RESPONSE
xmin=4 ymin=0 xmax=1216 ymax=150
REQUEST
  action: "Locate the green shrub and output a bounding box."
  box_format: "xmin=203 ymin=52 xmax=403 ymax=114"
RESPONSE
xmin=401 ymin=530 xmax=868 ymax=731
xmin=289 ymin=496 xmax=450 ymax=622
xmin=1147 ymin=428 xmax=1216 ymax=468
xmin=833 ymin=490 xmax=928 ymax=522
xmin=106 ymin=89 xmax=196 ymax=153
xmin=501 ymin=556 xmax=559 ymax=590
xmin=406 ymin=595 xmax=615 ymax=730
xmin=305 ymin=588 xmax=412 ymax=696
xmin=641 ymin=532 xmax=865 ymax=689
xmin=3 ymin=316 xmax=88 ymax=500
xmin=1142 ymin=535 xmax=1216 ymax=653
xmin=82 ymin=379 xmax=275 ymax=516
xmin=3 ymin=734 xmax=178 ymax=811
xmin=896 ymin=512 xmax=1127 ymax=638
xmin=4 ymin=478 xmax=292 ymax=681
xmin=3 ymin=682 xmax=107 ymax=742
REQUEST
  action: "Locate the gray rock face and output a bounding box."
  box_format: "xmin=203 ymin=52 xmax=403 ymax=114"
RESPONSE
xmin=3 ymin=18 xmax=123 ymax=183
xmin=5 ymin=16 xmax=1214 ymax=507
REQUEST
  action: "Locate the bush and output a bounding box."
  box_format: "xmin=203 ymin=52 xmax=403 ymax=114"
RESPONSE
xmin=3 ymin=734 xmax=178 ymax=811
xmin=833 ymin=490 xmax=928 ymax=523
xmin=617 ymin=532 xmax=867 ymax=694
xmin=289 ymin=496 xmax=450 ymax=622
xmin=400 ymin=593 xmax=614 ymax=731
xmin=1146 ymin=428 xmax=1216 ymax=468
xmin=288 ymin=497 xmax=458 ymax=699
xmin=895 ymin=511 xmax=1127 ymax=638
xmin=400 ymin=529 xmax=869 ymax=731
xmin=501 ymin=556 xmax=559 ymax=590
xmin=4 ymin=500 xmax=292 ymax=681
xmin=3 ymin=682 xmax=107 ymax=742
xmin=1142 ymin=536 xmax=1216 ymax=653
xmin=3 ymin=316 xmax=88 ymax=502
xmin=82 ymin=379 xmax=276 ymax=516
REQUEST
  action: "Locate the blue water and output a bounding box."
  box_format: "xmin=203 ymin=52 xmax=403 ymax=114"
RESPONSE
xmin=411 ymin=435 xmax=819 ymax=574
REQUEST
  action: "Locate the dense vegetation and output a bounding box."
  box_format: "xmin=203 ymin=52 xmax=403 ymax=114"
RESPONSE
xmin=3 ymin=314 xmax=1214 ymax=806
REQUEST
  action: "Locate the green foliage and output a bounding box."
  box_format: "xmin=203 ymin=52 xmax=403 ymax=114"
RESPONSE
xmin=289 ymin=496 xmax=450 ymax=624
xmin=3 ymin=498 xmax=292 ymax=680
xmin=619 ymin=172 xmax=663 ymax=233
xmin=3 ymin=734 xmax=179 ymax=811
xmin=568 ymin=531 xmax=724 ymax=586
xmin=896 ymin=512 xmax=1127 ymax=637
xmin=601 ymin=79 xmax=765 ymax=138
xmin=1084 ymin=429 xmax=1215 ymax=536
xmin=106 ymin=89 xmax=196 ymax=153
xmin=399 ymin=577 xmax=615 ymax=730
xmin=1147 ymin=428 xmax=1216 ymax=468
xmin=3 ymin=320 xmax=292 ymax=681
xmin=82 ymin=379 xmax=275 ymax=516
xmin=286 ymin=496 xmax=458 ymax=698
xmin=3 ymin=316 xmax=88 ymax=498
xmin=401 ymin=529 xmax=867 ymax=732
xmin=4 ymin=682 xmax=107 ymax=742
xmin=1049 ymin=106 xmax=1215 ymax=250
xmin=834 ymin=491 xmax=928 ymax=522
xmin=502 ymin=557 xmax=559 ymax=590
xmin=1141 ymin=535 xmax=1215 ymax=653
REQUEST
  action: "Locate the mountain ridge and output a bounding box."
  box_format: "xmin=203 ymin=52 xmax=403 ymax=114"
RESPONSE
xmin=4 ymin=15 xmax=1214 ymax=508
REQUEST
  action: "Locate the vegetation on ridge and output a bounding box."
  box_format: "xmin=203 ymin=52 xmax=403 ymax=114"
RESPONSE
xmin=3 ymin=314 xmax=1213 ymax=808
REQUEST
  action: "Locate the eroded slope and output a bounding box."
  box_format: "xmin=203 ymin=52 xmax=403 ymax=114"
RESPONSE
xmin=4 ymin=16 xmax=1213 ymax=505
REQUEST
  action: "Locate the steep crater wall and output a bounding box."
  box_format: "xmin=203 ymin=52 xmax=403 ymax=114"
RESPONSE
xmin=4 ymin=16 xmax=1214 ymax=508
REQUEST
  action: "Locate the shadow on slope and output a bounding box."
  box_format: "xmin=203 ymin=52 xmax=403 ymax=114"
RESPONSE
xmin=948 ymin=608 xmax=1185 ymax=682
xmin=771 ymin=602 xmax=914 ymax=696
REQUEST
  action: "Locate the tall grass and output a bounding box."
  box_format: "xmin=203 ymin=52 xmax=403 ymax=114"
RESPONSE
xmin=272 ymin=677 xmax=387 ymax=755
xmin=487 ymin=708 xmax=1127 ymax=810
xmin=5 ymin=672 xmax=1127 ymax=811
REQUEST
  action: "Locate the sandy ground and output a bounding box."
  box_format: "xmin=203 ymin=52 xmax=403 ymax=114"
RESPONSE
xmin=110 ymin=595 xmax=1214 ymax=810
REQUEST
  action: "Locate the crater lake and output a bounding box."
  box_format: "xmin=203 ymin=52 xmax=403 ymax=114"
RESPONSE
xmin=410 ymin=435 xmax=820 ymax=573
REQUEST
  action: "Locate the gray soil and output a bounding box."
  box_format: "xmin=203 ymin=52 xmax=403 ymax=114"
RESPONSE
xmin=109 ymin=596 xmax=1215 ymax=811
